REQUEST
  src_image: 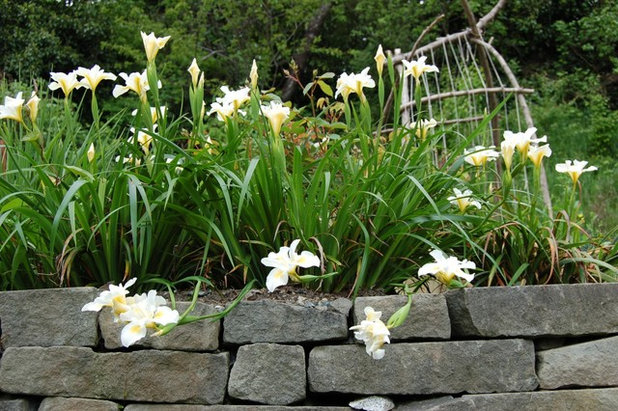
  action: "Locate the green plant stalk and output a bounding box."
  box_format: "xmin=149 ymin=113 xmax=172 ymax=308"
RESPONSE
xmin=414 ymin=79 xmax=422 ymax=122
xmin=386 ymin=276 xmax=429 ymax=329
xmin=155 ymin=280 xmax=257 ymax=337
xmin=189 ymin=81 xmax=205 ymax=145
xmin=90 ymin=92 xmax=100 ymax=132
xmin=146 ymin=60 xmax=164 ymax=132
xmin=529 ymin=165 xmax=541 ymax=231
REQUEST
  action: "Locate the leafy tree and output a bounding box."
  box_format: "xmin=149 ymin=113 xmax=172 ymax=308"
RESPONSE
xmin=0 ymin=0 xmax=111 ymax=80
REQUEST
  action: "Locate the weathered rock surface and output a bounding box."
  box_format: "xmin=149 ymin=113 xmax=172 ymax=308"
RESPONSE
xmin=228 ymin=343 xmax=306 ymax=405
xmin=0 ymin=287 xmax=98 ymax=347
xmin=0 ymin=398 xmax=36 ymax=411
xmin=38 ymin=397 xmax=120 ymax=411
xmin=349 ymin=395 xmax=394 ymax=411
xmin=223 ymin=299 xmax=351 ymax=343
xmin=125 ymin=406 xmax=350 ymax=411
xmin=125 ymin=406 xmax=209 ymax=411
xmin=100 ymin=301 xmax=220 ymax=351
xmin=446 ymin=283 xmax=618 ymax=337
xmin=0 ymin=347 xmax=229 ymax=404
xmin=353 ymin=295 xmax=450 ymax=341
xmin=397 ymin=396 xmax=455 ymax=410
xmin=399 ymin=388 xmax=618 ymax=410
xmin=537 ymin=335 xmax=618 ymax=389
xmin=308 ymin=340 xmax=537 ymax=395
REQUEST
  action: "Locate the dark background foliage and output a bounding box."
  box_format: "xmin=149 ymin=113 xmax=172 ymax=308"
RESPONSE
xmin=1 ymin=0 xmax=616 ymax=230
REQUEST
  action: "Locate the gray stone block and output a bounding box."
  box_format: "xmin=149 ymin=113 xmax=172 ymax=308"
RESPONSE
xmin=353 ymin=295 xmax=450 ymax=341
xmin=0 ymin=347 xmax=229 ymax=404
xmin=0 ymin=288 xmax=98 ymax=348
xmin=223 ymin=299 xmax=351 ymax=344
xmin=405 ymin=388 xmax=618 ymax=411
xmin=125 ymin=406 xmax=208 ymax=411
xmin=396 ymin=396 xmax=455 ymax=411
xmin=446 ymin=283 xmax=618 ymax=337
xmin=38 ymin=397 xmax=120 ymax=411
xmin=537 ymin=335 xmax=618 ymax=389
xmin=100 ymin=301 xmax=220 ymax=351
xmin=308 ymin=339 xmax=537 ymax=395
xmin=125 ymin=406 xmax=350 ymax=411
xmin=0 ymin=398 xmax=36 ymax=411
xmin=228 ymin=343 xmax=306 ymax=405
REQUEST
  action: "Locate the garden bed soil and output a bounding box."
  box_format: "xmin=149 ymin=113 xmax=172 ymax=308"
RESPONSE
xmin=167 ymin=285 xmax=391 ymax=307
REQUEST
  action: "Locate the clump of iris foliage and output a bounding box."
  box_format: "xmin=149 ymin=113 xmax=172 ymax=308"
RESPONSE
xmin=0 ymin=33 xmax=616 ymax=294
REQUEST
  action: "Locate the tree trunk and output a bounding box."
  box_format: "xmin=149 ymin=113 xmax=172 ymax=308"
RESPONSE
xmin=281 ymin=2 xmax=332 ymax=101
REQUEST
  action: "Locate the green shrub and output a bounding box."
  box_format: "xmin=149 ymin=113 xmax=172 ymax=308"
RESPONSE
xmin=0 ymin=34 xmax=615 ymax=292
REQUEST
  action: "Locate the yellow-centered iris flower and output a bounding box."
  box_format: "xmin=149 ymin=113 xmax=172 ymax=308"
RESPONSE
xmin=141 ymin=31 xmax=171 ymax=62
xmin=418 ymin=250 xmax=476 ymax=285
xmin=48 ymin=71 xmax=82 ymax=97
xmin=464 ymin=145 xmax=500 ymax=167
xmin=113 ymin=71 xmax=160 ymax=102
xmin=402 ymin=56 xmax=439 ymax=83
xmin=335 ymin=67 xmax=375 ymax=101
xmin=448 ymin=188 xmax=481 ymax=213
xmin=527 ymin=144 xmax=552 ymax=168
xmin=260 ymin=239 xmax=320 ymax=292
xmin=0 ymin=92 xmax=25 ymax=123
xmin=26 ymin=92 xmax=40 ymax=124
xmin=75 ymin=64 xmax=117 ymax=92
xmin=261 ymin=101 xmax=290 ymax=136
xmin=504 ymin=127 xmax=546 ymax=160
xmin=555 ymin=160 xmax=598 ymax=184
xmin=411 ymin=118 xmax=438 ymax=140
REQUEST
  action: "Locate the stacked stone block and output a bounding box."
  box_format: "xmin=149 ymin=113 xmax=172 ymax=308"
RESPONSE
xmin=0 ymin=284 xmax=617 ymax=409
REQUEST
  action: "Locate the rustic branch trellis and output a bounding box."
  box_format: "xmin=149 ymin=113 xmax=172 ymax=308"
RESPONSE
xmin=392 ymin=0 xmax=552 ymax=210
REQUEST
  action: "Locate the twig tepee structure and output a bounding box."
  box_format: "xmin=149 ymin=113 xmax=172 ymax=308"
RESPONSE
xmin=391 ymin=0 xmax=551 ymax=210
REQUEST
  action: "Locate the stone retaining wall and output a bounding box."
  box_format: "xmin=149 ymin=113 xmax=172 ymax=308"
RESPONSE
xmin=0 ymin=283 xmax=617 ymax=410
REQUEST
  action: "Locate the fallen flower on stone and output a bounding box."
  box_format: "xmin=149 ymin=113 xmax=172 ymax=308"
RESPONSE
xmin=81 ymin=277 xmax=137 ymax=320
xmin=350 ymin=306 xmax=391 ymax=360
xmin=118 ymin=290 xmax=180 ymax=347
xmin=82 ymin=279 xmax=179 ymax=347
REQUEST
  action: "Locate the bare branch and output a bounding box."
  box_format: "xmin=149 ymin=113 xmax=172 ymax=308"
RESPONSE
xmin=399 ymin=87 xmax=535 ymax=109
